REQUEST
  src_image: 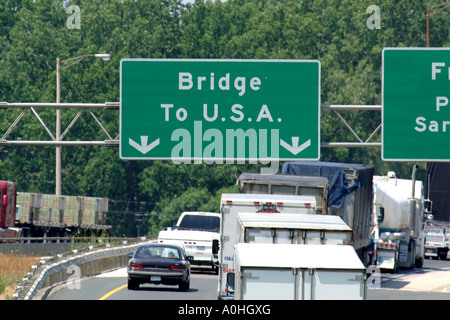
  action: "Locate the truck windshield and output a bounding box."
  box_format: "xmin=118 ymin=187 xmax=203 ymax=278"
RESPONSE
xmin=177 ymin=215 xmax=220 ymax=232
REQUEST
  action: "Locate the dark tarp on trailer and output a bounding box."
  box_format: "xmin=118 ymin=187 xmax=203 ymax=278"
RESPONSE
xmin=281 ymin=161 xmax=374 ymax=208
xmin=425 ymin=162 xmax=450 ymax=224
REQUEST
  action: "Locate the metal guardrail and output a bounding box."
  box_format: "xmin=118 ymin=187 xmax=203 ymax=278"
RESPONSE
xmin=11 ymin=237 xmax=152 ymax=300
xmin=0 ymin=236 xmax=137 ymax=243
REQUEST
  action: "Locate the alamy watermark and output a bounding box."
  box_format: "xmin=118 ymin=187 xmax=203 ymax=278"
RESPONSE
xmin=366 ymin=265 xmax=381 ymax=289
xmin=366 ymin=5 xmax=381 ymax=30
xmin=66 ymin=265 xmax=81 ymax=290
xmin=66 ymin=5 xmax=81 ymax=29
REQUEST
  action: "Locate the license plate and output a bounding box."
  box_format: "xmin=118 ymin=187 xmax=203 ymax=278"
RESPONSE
xmin=151 ymin=276 xmax=161 ymax=281
xmin=426 ymin=249 xmax=433 ymax=253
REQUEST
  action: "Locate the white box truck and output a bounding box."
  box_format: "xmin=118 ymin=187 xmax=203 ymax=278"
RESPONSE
xmin=236 ymin=212 xmax=353 ymax=245
xmin=424 ymin=224 xmax=449 ymax=260
xmin=240 ymin=161 xmax=375 ymax=266
xmin=234 ymin=243 xmax=366 ymax=300
xmin=218 ymin=193 xmax=317 ymax=299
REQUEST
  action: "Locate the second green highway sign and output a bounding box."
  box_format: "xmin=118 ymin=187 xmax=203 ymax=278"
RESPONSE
xmin=383 ymin=48 xmax=450 ymax=161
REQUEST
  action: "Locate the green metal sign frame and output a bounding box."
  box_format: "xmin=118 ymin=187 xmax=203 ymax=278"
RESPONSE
xmin=382 ymin=48 xmax=450 ymax=161
xmin=120 ymin=59 xmax=320 ymax=163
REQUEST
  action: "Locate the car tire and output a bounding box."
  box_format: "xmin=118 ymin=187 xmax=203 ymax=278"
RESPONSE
xmin=179 ymin=279 xmax=190 ymax=291
xmin=128 ymin=279 xmax=139 ymax=290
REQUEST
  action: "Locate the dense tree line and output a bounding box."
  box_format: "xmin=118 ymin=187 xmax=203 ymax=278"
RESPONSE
xmin=0 ymin=0 xmax=449 ymax=236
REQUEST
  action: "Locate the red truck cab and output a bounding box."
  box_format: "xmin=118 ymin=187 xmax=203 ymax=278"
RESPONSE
xmin=0 ymin=181 xmax=17 ymax=229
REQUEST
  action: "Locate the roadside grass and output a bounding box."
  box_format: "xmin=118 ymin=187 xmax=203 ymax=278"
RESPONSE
xmin=0 ymin=252 xmax=38 ymax=300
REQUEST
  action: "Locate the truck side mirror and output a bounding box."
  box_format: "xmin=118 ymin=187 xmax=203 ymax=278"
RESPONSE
xmin=424 ymin=199 xmax=432 ymax=214
xmin=377 ymin=207 xmax=385 ymax=224
xmin=212 ymin=239 xmax=219 ymax=255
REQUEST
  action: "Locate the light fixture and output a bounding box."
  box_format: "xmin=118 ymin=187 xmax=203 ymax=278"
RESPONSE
xmin=94 ymin=53 xmax=112 ymax=61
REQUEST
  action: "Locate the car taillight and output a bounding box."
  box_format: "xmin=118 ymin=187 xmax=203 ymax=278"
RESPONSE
xmin=129 ymin=263 xmax=143 ymax=269
xmin=170 ymin=265 xmax=185 ymax=270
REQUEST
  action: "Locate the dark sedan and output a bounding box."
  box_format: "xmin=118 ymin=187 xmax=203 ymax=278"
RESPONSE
xmin=127 ymin=242 xmax=192 ymax=291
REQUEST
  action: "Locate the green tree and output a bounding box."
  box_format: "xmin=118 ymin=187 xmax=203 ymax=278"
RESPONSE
xmin=1 ymin=0 xmax=449 ymax=236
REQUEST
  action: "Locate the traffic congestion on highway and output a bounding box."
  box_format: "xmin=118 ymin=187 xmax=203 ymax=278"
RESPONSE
xmin=40 ymin=255 xmax=450 ymax=301
xmin=3 ymin=3 xmax=450 ymax=315
xmin=26 ymin=162 xmax=450 ymax=303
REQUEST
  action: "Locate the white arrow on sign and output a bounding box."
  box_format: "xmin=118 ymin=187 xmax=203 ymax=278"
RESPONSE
xmin=129 ymin=136 xmax=160 ymax=154
xmin=280 ymin=137 xmax=311 ymax=155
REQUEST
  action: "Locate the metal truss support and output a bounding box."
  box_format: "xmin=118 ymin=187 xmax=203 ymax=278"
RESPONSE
xmin=320 ymin=104 xmax=381 ymax=148
xmin=0 ymin=102 xmax=119 ymax=147
xmin=0 ymin=102 xmax=381 ymax=148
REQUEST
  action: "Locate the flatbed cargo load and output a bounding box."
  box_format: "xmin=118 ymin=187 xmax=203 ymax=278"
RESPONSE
xmin=1 ymin=180 xmax=110 ymax=239
xmin=281 ymin=161 xmax=373 ymax=208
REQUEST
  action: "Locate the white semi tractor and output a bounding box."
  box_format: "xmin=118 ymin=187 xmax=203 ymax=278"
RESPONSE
xmin=373 ymin=167 xmax=431 ymax=272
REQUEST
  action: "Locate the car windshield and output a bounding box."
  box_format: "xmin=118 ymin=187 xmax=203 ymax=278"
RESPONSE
xmin=177 ymin=215 xmax=220 ymax=232
xmin=135 ymin=246 xmax=181 ymax=259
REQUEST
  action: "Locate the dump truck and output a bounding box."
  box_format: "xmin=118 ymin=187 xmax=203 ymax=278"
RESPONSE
xmin=0 ymin=180 xmax=110 ymax=240
xmin=238 ymin=161 xmax=375 ymax=266
xmin=158 ymin=211 xmax=220 ymax=271
xmin=373 ymin=167 xmax=429 ymax=272
xmin=234 ymin=243 xmax=366 ymax=300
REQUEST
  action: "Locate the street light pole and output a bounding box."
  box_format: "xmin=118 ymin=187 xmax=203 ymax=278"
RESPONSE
xmin=55 ymin=54 xmax=111 ymax=196
xmin=56 ymin=58 xmax=62 ymax=196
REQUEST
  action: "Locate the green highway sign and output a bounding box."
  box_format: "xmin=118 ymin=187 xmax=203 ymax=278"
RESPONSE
xmin=120 ymin=59 xmax=320 ymax=163
xmin=382 ymin=48 xmax=450 ymax=161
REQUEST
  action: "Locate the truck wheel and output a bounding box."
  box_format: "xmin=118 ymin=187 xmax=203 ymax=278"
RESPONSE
xmin=213 ymin=265 xmax=219 ymax=275
xmin=438 ymin=249 xmax=448 ymax=260
xmin=409 ymin=241 xmax=416 ymax=269
xmin=393 ymin=250 xmax=399 ymax=273
xmin=415 ymin=257 xmax=424 ymax=268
